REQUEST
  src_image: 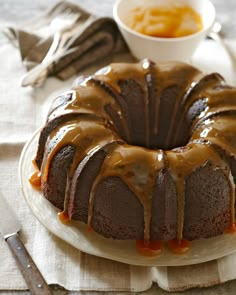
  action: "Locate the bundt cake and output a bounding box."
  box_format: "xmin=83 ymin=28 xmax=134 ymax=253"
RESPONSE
xmin=30 ymin=59 xmax=236 ymax=254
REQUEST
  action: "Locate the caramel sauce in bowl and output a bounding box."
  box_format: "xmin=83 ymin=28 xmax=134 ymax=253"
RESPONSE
xmin=113 ymin=0 xmax=215 ymax=63
xmin=126 ymin=5 xmax=203 ymax=38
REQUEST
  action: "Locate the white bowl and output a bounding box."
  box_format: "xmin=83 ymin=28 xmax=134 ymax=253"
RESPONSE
xmin=113 ymin=0 xmax=216 ymax=63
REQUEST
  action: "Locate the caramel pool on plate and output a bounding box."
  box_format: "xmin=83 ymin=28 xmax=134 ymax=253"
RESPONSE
xmin=125 ymin=5 xmax=203 ymax=38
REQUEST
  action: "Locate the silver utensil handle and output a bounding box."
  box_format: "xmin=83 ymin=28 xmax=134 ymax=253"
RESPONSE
xmin=20 ymin=47 xmax=76 ymax=87
xmin=20 ymin=52 xmax=62 ymax=87
xmin=6 ymin=233 xmax=52 ymax=295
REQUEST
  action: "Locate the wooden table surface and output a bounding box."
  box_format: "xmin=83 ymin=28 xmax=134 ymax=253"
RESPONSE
xmin=1 ymin=0 xmax=236 ymax=294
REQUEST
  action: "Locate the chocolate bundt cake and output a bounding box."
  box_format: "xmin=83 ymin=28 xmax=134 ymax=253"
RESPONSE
xmin=30 ymin=59 xmax=236 ymax=253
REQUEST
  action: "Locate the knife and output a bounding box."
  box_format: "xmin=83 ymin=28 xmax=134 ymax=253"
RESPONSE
xmin=0 ymin=192 xmax=52 ymax=295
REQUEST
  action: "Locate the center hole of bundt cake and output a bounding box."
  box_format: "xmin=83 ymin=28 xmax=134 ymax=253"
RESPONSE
xmin=104 ymin=75 xmax=207 ymax=150
xmin=110 ymin=79 xmax=196 ymax=151
xmin=120 ymin=88 xmax=206 ymax=150
xmin=126 ymin=134 xmax=188 ymax=151
xmin=117 ymin=106 xmax=191 ymax=151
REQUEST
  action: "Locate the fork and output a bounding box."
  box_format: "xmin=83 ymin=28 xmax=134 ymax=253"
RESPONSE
xmin=21 ymin=10 xmax=80 ymax=87
xmin=42 ymin=10 xmax=80 ymax=63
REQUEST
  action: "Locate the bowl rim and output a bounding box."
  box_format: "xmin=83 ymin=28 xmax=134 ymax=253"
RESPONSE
xmin=113 ymin=0 xmax=216 ymax=42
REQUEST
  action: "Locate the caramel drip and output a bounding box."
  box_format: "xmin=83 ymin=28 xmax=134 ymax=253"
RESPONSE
xmin=172 ymin=72 xmax=205 ymax=146
xmin=64 ymin=173 xmax=71 ymax=214
xmin=153 ymin=75 xmax=160 ymax=138
xmin=41 ymin=118 xmax=120 ymax=214
xmin=47 ymin=90 xmax=77 ymax=121
xmin=71 ymin=83 xmax=121 ymax=118
xmin=191 ymin=115 xmax=236 ymax=224
xmin=151 ymin=63 xmax=179 ymax=139
xmin=29 ymin=159 xmax=41 ymax=189
xmin=192 ymin=88 xmax=236 ymax=131
xmin=48 ymin=82 xmax=123 ymax=134
xmin=139 ymin=61 xmax=201 ymax=147
xmin=227 ymin=222 xmax=236 ymax=233
xmin=29 ymin=170 xmax=41 ymax=190
xmin=31 ymin=59 xmax=236 ymax=251
xmin=171 ymin=73 xmax=224 ymax=148
xmin=88 ymin=145 xmax=165 ymax=242
xmin=167 ymin=239 xmax=191 ymax=254
xmin=205 ymin=87 xmax=236 ymax=108
xmin=228 ymin=171 xmax=235 ymax=226
xmin=91 ymin=78 xmax=131 ymax=142
xmin=177 ymin=73 xmax=223 ymax=117
xmin=166 ymin=143 xmax=230 ymax=240
xmin=42 ymin=119 xmax=112 ymax=180
xmin=141 ymin=59 xmax=151 ymax=148
xmin=191 ymin=116 xmax=236 ymax=156
xmin=94 ymin=63 xmax=146 ymax=93
xmin=136 ymin=240 xmax=163 ymax=256
xmin=95 ymin=61 xmax=150 ymax=147
xmin=164 ymin=67 xmax=201 ymax=148
xmin=58 ymin=211 xmax=70 ymax=223
xmin=94 ymin=61 xmax=204 ymax=150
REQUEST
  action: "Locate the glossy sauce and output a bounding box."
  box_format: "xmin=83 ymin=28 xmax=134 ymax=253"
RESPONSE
xmin=126 ymin=5 xmax=203 ymax=38
xmin=88 ymin=144 xmax=165 ymax=242
xmin=166 ymin=143 xmax=232 ymax=241
xmin=30 ymin=61 xmax=236 ymax=256
xmin=58 ymin=211 xmax=70 ymax=223
xmin=167 ymin=239 xmax=191 ymax=254
xmin=136 ymin=240 xmax=163 ymax=256
xmin=29 ymin=170 xmax=41 ymax=190
xmin=227 ymin=222 xmax=236 ymax=233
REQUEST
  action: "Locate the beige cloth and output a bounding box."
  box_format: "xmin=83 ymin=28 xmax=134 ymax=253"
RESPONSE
xmin=1 ymin=6 xmax=236 ymax=292
xmin=4 ymin=1 xmax=128 ymax=81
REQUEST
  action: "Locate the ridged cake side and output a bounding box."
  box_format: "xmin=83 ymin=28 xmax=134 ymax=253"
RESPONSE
xmin=32 ymin=59 xmax=236 ymax=243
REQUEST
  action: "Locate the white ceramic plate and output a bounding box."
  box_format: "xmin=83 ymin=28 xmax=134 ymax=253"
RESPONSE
xmin=19 ymin=129 xmax=236 ymax=266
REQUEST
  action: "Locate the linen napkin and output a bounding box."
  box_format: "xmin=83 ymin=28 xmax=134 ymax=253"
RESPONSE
xmin=4 ymin=0 xmax=128 ymax=83
xmin=2 ymin=10 xmax=236 ymax=293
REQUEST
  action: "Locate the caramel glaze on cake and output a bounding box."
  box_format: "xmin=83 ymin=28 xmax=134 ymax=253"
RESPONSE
xmin=31 ymin=59 xmax=236 ymax=252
